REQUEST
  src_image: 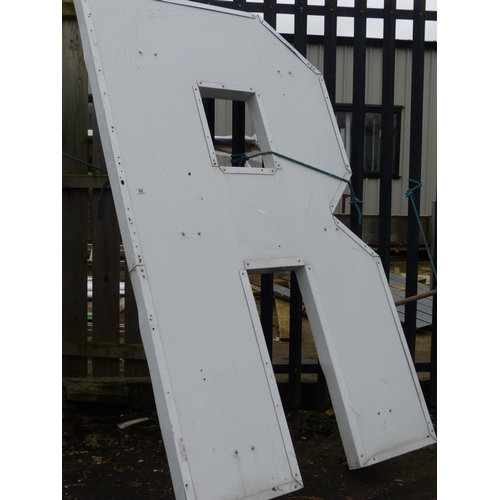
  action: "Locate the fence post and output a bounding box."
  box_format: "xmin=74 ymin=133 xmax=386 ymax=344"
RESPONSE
xmin=294 ymin=0 xmax=308 ymax=57
xmin=90 ymin=121 xmax=122 ymax=377
xmin=62 ymin=4 xmax=89 ymax=377
xmin=429 ymin=202 xmax=437 ymax=407
xmin=263 ymin=0 xmax=277 ymax=30
xmin=404 ymin=0 xmax=427 ymax=360
xmin=349 ymin=0 xmax=367 ymax=237
xmin=378 ymin=0 xmax=397 ymax=278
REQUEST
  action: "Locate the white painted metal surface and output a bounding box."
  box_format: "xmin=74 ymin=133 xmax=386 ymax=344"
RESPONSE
xmin=75 ymin=1 xmax=436 ymax=498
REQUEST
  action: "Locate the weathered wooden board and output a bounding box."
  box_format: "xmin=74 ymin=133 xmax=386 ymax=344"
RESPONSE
xmin=91 ymin=121 xmax=122 ymax=377
xmin=62 ymin=14 xmax=89 ymax=377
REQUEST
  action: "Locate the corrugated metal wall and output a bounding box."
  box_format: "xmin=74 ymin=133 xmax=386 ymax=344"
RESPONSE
xmin=307 ymin=42 xmax=436 ymax=216
xmin=213 ymin=42 xmax=437 ymax=216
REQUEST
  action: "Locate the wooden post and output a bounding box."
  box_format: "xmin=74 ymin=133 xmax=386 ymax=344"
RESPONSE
xmin=90 ymin=121 xmax=122 ymax=377
xmin=124 ymin=260 xmax=149 ymax=377
xmin=62 ymin=4 xmax=89 ymax=377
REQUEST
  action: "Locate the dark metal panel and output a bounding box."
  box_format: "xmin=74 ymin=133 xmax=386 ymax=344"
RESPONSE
xmin=404 ymin=0 xmax=426 ymax=359
xmin=378 ymin=0 xmax=397 ymax=278
xmin=349 ymin=0 xmax=367 ymax=236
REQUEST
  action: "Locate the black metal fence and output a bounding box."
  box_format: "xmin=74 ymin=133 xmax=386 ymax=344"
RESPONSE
xmin=62 ymin=0 xmax=436 ymax=408
xmin=194 ymin=0 xmax=437 ymax=404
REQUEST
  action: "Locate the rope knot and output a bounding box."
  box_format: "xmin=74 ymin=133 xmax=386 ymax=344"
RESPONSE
xmin=404 ymin=179 xmax=423 ymax=199
xmin=230 ymin=153 xmax=250 ymax=166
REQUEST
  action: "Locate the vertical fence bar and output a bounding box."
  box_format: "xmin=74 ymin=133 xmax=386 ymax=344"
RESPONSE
xmin=231 ymin=101 xmax=246 ymax=165
xmin=323 ymin=0 xmax=338 ymax=105
xmin=91 ymin=122 xmax=121 ymax=377
xmin=294 ymin=0 xmax=308 ymax=57
xmin=62 ymin=12 xmax=89 ymax=377
xmin=260 ymin=273 xmax=275 ymax=357
xmin=429 ymin=202 xmax=437 ymax=406
xmin=263 ymin=0 xmax=277 ymax=29
xmin=202 ymin=97 xmax=215 ymax=140
xmin=378 ymin=0 xmax=397 ymax=277
xmin=349 ymin=0 xmax=367 ymax=237
xmin=288 ymin=272 xmax=303 ymax=409
xmin=404 ymin=0 xmax=426 ymax=359
xmin=313 ymin=0 xmax=336 ymax=401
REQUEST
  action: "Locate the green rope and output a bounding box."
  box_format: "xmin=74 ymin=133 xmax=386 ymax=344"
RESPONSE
xmin=231 ymin=150 xmax=363 ymax=224
xmin=62 ymin=152 xmax=108 ymax=174
xmin=62 ymin=152 xmax=109 ymax=219
xmin=404 ymin=179 xmax=437 ymax=284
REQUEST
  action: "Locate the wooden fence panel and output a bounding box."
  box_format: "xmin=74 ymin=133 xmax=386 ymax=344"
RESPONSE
xmin=124 ymin=262 xmax=150 ymax=377
xmin=90 ymin=122 xmax=122 ymax=377
xmin=62 ymin=0 xmax=436 ymax=407
xmin=62 ymin=13 xmax=88 ymax=377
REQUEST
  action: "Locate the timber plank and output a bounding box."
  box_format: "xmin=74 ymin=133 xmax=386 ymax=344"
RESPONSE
xmin=62 ymin=15 xmax=88 ymax=377
xmin=124 ymin=262 xmax=149 ymax=377
xmin=91 ymin=123 xmax=121 ymax=376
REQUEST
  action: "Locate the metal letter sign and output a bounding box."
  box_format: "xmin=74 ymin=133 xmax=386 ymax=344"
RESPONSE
xmin=75 ymin=1 xmax=436 ymax=498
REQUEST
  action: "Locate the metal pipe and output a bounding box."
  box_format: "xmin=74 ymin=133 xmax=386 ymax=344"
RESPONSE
xmin=403 ymin=0 xmax=426 ymax=359
xmin=394 ymin=288 xmax=436 ymax=307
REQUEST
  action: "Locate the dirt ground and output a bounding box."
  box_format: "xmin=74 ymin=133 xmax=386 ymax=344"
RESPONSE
xmin=67 ymin=265 xmax=436 ymax=499
xmin=62 ymin=388 xmax=436 ymax=500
